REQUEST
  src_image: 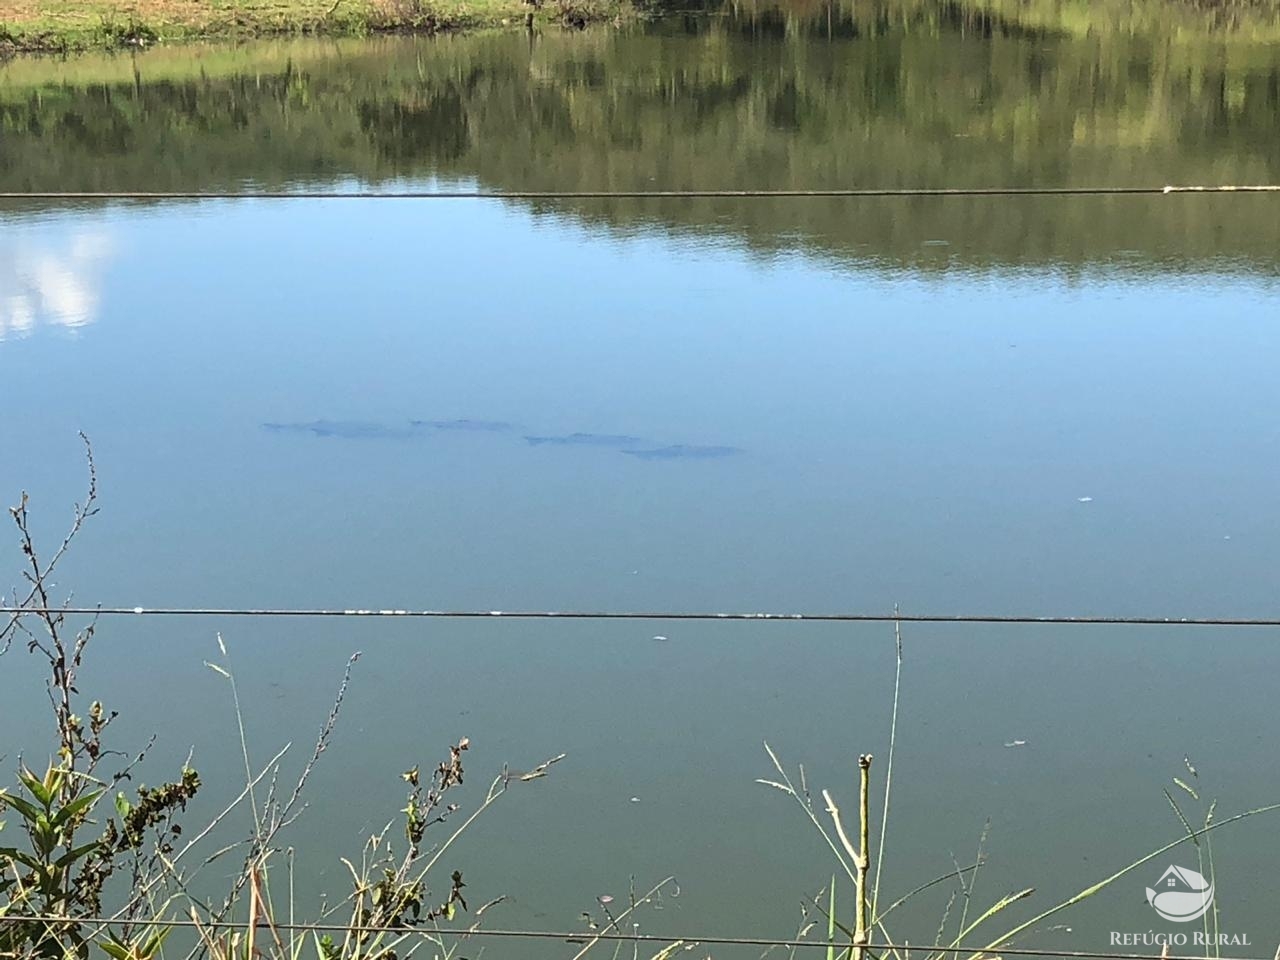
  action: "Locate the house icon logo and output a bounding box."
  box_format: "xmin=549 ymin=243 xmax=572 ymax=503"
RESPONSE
xmin=1146 ymin=865 xmax=1214 ymax=922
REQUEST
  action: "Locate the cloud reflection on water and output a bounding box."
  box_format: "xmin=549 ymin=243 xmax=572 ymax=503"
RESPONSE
xmin=0 ymin=231 xmax=112 ymax=340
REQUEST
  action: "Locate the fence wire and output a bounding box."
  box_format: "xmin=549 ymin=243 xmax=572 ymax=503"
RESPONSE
xmin=2 ymin=184 xmax=1280 ymax=201
xmin=0 ymin=916 xmax=1265 ymax=960
xmin=4 ymin=606 xmax=1280 ymax=626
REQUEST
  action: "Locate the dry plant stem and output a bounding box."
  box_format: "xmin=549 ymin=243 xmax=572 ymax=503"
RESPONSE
xmin=219 ymin=636 xmax=264 ymax=842
xmin=821 ymin=755 xmax=873 ymax=960
xmin=763 ymin=743 xmax=858 ymax=886
xmin=101 ymin=740 xmax=295 ymax=950
xmin=855 ymin=754 xmax=872 ymax=960
xmin=568 ymin=877 xmax=675 ymax=960
xmin=950 ymin=820 xmax=990 ymax=952
xmin=196 ymin=649 xmax=361 ymax=949
xmin=872 ymin=617 xmax=902 ymax=921
xmin=870 ymin=862 xmax=981 ymax=926
xmin=1 ymin=432 xmax=97 ymax=657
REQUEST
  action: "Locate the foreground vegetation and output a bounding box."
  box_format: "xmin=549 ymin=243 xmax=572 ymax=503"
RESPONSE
xmin=4 ymin=442 xmax=1280 ymax=960
xmin=0 ymin=0 xmax=633 ymax=54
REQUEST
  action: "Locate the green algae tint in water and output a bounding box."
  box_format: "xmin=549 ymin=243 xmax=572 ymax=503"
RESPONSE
xmin=2 ymin=6 xmax=1280 ymax=957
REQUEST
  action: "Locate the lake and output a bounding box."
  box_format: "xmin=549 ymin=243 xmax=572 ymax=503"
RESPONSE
xmin=2 ymin=5 xmax=1280 ymax=956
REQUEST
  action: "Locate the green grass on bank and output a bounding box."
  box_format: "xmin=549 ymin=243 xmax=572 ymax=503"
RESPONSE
xmin=0 ymin=0 xmax=634 ymax=53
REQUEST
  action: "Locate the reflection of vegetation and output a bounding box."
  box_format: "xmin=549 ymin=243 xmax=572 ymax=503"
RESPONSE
xmin=727 ymin=0 xmax=1280 ymax=41
xmin=2 ymin=6 xmax=1279 ymax=272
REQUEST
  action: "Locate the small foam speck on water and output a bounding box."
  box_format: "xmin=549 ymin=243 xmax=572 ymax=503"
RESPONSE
xmin=629 ymin=797 xmax=641 ymax=803
xmin=1077 ymin=496 xmax=1093 ymax=503
xmin=652 ymin=635 xmax=668 ymax=642
xmin=1004 ymin=739 xmax=1028 ymax=748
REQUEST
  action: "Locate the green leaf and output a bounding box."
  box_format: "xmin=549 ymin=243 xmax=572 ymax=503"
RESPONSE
xmin=33 ymin=814 xmax=57 ymax=856
xmin=0 ymin=845 xmax=43 ymax=870
xmin=99 ymin=940 xmax=132 ymax=960
xmin=43 ymin=766 xmax=65 ymax=801
xmin=314 ymin=933 xmax=339 ymax=960
xmin=52 ymin=790 xmax=103 ymax=828
xmin=114 ymin=793 xmax=132 ymax=820
xmin=55 ymin=840 xmax=105 ymax=869
xmin=1 ymin=792 xmax=44 ymax=823
xmin=141 ymin=926 xmax=172 ymax=959
xmin=18 ymin=765 xmax=52 ymax=807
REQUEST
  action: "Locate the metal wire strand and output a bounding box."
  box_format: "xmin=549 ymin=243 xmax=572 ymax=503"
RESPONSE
xmin=3 ymin=606 xmax=1280 ymax=626
xmin=1 ymin=184 xmax=1280 ymax=201
xmin=0 ymin=916 xmax=1263 ymax=960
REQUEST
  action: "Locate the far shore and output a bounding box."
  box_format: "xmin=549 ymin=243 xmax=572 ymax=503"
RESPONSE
xmin=0 ymin=0 xmax=634 ymax=54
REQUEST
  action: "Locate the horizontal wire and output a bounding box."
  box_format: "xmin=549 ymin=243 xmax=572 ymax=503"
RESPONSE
xmin=3 ymin=606 xmax=1280 ymax=626
xmin=0 ymin=916 xmax=1261 ymax=959
xmin=2 ymin=185 xmax=1280 ymax=201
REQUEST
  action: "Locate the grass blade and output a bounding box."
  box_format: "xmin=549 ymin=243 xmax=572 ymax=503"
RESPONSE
xmin=973 ymin=801 xmax=1280 ymax=958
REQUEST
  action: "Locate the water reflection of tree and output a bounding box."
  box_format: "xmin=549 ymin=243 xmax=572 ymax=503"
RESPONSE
xmin=2 ymin=6 xmax=1278 ymax=271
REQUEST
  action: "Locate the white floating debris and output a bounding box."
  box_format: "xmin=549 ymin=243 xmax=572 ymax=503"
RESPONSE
xmin=652 ymin=635 xmax=669 ymax=642
xmin=1004 ymin=739 xmax=1028 ymax=748
xmin=629 ymin=797 xmax=641 ymax=803
xmin=133 ymin=606 xmax=144 ymax=614
xmin=1077 ymin=497 xmax=1093 ymax=503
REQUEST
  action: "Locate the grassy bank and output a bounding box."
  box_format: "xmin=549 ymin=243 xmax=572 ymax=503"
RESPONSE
xmin=0 ymin=0 xmax=633 ymax=53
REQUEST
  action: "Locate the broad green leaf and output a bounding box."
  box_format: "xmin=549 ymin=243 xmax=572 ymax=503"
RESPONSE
xmin=32 ymin=814 xmax=57 ymax=856
xmin=0 ymin=845 xmax=43 ymax=870
xmin=43 ymin=765 xmax=65 ymax=799
xmin=55 ymin=840 xmax=105 ymax=869
xmin=52 ymin=790 xmax=102 ymax=828
xmin=18 ymin=765 xmax=51 ymax=807
xmin=1 ymin=792 xmax=44 ymax=823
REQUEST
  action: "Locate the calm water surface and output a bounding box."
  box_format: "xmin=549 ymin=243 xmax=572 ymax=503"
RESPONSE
xmin=2 ymin=8 xmax=1279 ymax=955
